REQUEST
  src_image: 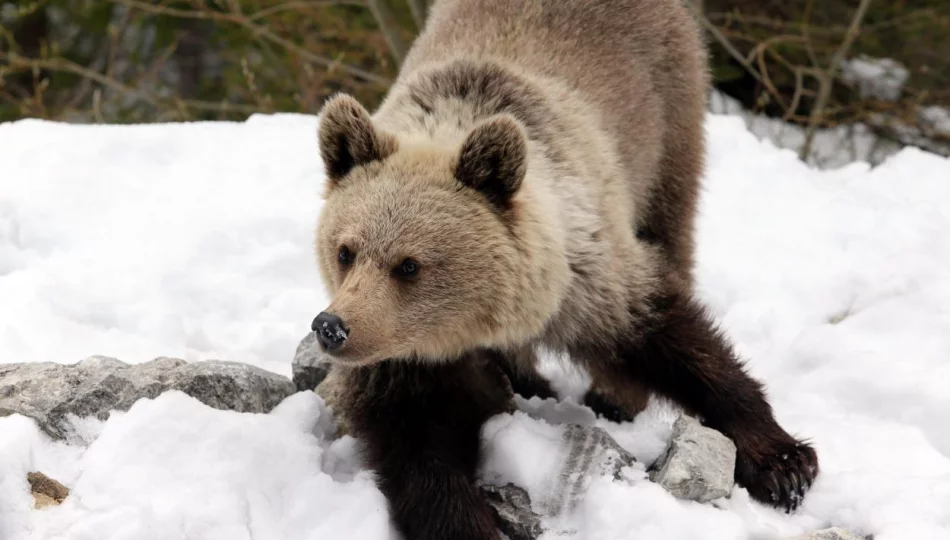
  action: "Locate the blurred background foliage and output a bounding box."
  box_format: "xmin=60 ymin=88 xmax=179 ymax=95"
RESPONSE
xmin=1 ymin=0 xmax=949 ymax=163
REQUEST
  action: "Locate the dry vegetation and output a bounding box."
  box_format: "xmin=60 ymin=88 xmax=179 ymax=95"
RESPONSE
xmin=2 ymin=0 xmax=948 ymax=161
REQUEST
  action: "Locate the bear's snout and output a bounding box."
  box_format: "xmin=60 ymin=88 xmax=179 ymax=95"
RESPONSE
xmin=312 ymin=311 xmax=349 ymax=352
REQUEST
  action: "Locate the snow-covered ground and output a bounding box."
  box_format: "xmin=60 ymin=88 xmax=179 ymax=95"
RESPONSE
xmin=1 ymin=111 xmax=949 ymax=540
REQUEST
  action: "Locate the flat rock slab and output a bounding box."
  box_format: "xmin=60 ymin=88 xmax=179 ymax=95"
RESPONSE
xmin=480 ymin=423 xmax=637 ymax=538
xmin=0 ymin=356 xmax=295 ymax=441
xmin=541 ymin=424 xmax=638 ymax=517
xmin=649 ymin=415 xmax=736 ymax=503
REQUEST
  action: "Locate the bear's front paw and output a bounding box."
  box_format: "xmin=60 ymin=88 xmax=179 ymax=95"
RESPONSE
xmin=735 ymin=433 xmax=818 ymax=513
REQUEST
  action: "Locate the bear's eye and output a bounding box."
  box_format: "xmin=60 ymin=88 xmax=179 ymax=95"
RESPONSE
xmin=393 ymin=258 xmax=420 ymax=279
xmin=338 ymin=246 xmax=354 ymax=266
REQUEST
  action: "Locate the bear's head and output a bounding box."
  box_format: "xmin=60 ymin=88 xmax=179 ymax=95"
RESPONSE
xmin=311 ymin=94 xmax=568 ymax=366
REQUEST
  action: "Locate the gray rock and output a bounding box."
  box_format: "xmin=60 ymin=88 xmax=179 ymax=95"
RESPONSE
xmin=292 ymin=331 xmax=331 ymax=392
xmin=482 ymin=483 xmax=543 ymax=540
xmin=292 ymin=332 xmax=348 ymax=436
xmin=788 ymin=528 xmax=869 ymax=540
xmin=477 ymin=424 xmax=637 ymax=539
xmin=0 ymin=356 xmax=295 ymax=441
xmin=539 ymin=424 xmax=637 ymax=517
xmin=649 ymin=415 xmax=736 ymax=503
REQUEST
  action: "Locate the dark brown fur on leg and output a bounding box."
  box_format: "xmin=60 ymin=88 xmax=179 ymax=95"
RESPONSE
xmin=581 ymin=289 xmax=819 ymax=512
xmin=582 ymin=389 xmax=634 ymax=423
xmin=487 ymin=347 xmax=645 ymax=423
xmin=582 ymin=368 xmax=652 ymax=423
xmin=485 ymin=347 xmax=558 ymax=402
xmin=338 ymin=354 xmax=511 ymax=540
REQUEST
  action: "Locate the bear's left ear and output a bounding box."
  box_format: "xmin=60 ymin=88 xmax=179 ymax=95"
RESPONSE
xmin=455 ymin=115 xmax=527 ymax=209
xmin=318 ymin=93 xmax=398 ymax=184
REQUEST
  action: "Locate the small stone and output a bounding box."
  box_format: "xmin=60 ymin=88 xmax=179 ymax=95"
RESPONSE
xmin=649 ymin=415 xmax=736 ymax=503
xmin=0 ymin=357 xmax=296 ymax=441
xmin=28 ymin=471 xmax=69 ymax=508
xmin=291 ymin=332 xmax=331 ymax=392
xmin=482 ymin=483 xmax=543 ymax=540
xmin=788 ymin=528 xmax=869 ymax=540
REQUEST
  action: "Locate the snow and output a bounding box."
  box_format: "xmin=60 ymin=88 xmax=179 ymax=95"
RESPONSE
xmin=840 ymin=56 xmax=909 ymax=103
xmin=2 ymin=110 xmax=950 ymax=540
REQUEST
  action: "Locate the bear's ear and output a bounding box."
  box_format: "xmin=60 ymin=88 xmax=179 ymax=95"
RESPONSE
xmin=455 ymin=115 xmax=527 ymax=209
xmin=318 ymin=93 xmax=397 ymax=184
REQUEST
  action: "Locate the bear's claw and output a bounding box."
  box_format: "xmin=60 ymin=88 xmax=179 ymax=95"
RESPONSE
xmin=735 ymin=436 xmax=818 ymax=513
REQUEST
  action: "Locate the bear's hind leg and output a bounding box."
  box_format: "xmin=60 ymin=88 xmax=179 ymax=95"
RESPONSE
xmin=343 ymin=355 xmax=511 ymax=540
xmin=486 ymin=346 xmax=558 ymax=402
xmin=583 ymin=289 xmax=819 ymax=512
xmin=489 ymin=346 xmax=645 ymax=423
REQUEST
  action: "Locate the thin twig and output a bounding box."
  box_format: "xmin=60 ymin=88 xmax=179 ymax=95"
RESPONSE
xmin=366 ymin=0 xmax=408 ymax=66
xmin=688 ymin=6 xmax=766 ymax=89
xmin=801 ymin=0 xmax=821 ymax=71
xmin=109 ymin=0 xmax=391 ymax=86
xmin=2 ymin=51 xmax=160 ymax=106
xmin=2 ymin=51 xmax=265 ymax=117
xmin=406 ymin=0 xmax=426 ymax=29
xmin=800 ymin=0 xmax=873 ymax=161
xmin=248 ymin=1 xmax=366 ymax=21
xmin=785 ymin=67 xmax=804 ymax=121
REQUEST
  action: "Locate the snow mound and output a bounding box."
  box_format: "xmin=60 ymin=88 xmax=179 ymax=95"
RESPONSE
xmin=2 ymin=111 xmax=949 ymax=539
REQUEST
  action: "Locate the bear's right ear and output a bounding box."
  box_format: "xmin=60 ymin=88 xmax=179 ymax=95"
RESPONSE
xmin=455 ymin=114 xmax=528 ymax=210
xmin=318 ymin=94 xmax=397 ymax=184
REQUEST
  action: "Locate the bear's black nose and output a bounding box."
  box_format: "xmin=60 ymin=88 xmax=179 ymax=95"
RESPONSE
xmin=312 ymin=312 xmax=349 ymax=352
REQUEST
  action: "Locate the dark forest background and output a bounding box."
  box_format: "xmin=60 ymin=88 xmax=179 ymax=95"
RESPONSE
xmin=2 ymin=0 xmax=948 ymax=164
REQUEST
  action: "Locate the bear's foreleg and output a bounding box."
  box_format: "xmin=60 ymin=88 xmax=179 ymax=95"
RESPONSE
xmin=585 ymin=290 xmax=819 ymax=512
xmin=342 ymin=356 xmax=511 ymax=540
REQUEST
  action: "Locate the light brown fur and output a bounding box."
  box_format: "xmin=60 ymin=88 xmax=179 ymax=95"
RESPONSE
xmin=316 ymin=0 xmax=708 ymax=372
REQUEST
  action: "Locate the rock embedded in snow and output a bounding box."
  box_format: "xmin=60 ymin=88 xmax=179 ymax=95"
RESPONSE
xmin=840 ymin=56 xmax=909 ymax=103
xmin=649 ymin=415 xmax=736 ymax=503
xmin=0 ymin=356 xmax=295 ymax=441
xmin=481 ymin=483 xmax=543 ymax=540
xmin=479 ymin=422 xmax=638 ymax=538
xmin=292 ymin=331 xmax=331 ymax=392
xmin=788 ymin=528 xmax=868 ymax=540
xmin=532 ymin=424 xmax=639 ymax=516
xmin=27 ymin=471 xmax=69 ymax=509
xmin=170 ymin=360 xmax=296 ymax=413
xmin=569 ymin=424 xmax=640 ymax=481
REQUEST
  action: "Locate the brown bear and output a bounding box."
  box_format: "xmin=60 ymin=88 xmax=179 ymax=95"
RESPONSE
xmin=310 ymin=0 xmax=819 ymax=538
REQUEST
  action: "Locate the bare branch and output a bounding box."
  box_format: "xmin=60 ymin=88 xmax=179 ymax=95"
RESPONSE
xmin=248 ymin=1 xmax=366 ymax=21
xmin=2 ymin=51 xmax=160 ymax=106
xmin=1 ymin=51 xmax=264 ymax=118
xmin=800 ymin=0 xmax=873 ymax=161
xmin=366 ymin=0 xmax=408 ymax=66
xmin=108 ymin=0 xmax=391 ymax=86
xmin=687 ymin=5 xmax=767 ymax=89
xmin=406 ymin=0 xmax=426 ymax=29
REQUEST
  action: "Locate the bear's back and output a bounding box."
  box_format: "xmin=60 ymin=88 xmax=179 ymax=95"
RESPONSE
xmin=400 ymin=0 xmax=709 ymax=281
